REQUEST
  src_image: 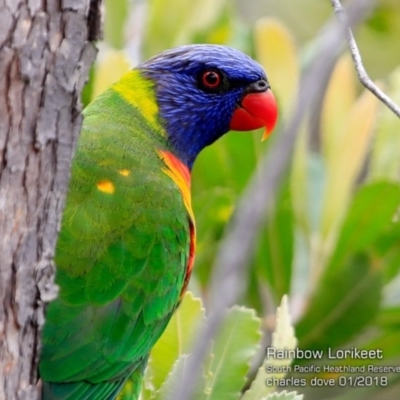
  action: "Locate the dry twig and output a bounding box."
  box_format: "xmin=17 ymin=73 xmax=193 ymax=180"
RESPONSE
xmin=331 ymin=0 xmax=400 ymax=118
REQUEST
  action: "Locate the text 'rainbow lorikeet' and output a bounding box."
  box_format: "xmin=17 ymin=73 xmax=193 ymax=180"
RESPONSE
xmin=40 ymin=44 xmax=278 ymax=400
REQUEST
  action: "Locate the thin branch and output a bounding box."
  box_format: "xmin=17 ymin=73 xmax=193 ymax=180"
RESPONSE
xmin=167 ymin=1 xmax=375 ymax=399
xmin=331 ymin=0 xmax=400 ymax=118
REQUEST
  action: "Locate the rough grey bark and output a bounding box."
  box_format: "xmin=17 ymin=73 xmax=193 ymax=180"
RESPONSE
xmin=0 ymin=1 xmax=101 ymax=399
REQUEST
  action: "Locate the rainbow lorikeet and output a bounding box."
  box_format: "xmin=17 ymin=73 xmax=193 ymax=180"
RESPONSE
xmin=40 ymin=44 xmax=278 ymax=400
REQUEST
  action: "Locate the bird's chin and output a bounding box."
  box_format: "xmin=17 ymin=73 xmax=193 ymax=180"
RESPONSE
xmin=229 ymin=90 xmax=278 ymax=141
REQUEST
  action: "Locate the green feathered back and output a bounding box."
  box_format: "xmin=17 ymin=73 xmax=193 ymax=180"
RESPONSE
xmin=40 ymin=71 xmax=192 ymax=399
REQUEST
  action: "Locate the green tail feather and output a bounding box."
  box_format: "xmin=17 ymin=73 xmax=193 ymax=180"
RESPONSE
xmin=42 ymin=380 xmax=125 ymax=400
xmin=42 ymin=357 xmax=147 ymax=400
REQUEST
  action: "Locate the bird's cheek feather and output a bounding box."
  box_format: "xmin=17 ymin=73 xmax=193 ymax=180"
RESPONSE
xmin=229 ymin=90 xmax=278 ymax=141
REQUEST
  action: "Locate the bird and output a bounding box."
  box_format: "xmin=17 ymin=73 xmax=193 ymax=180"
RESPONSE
xmin=39 ymin=44 xmax=278 ymax=400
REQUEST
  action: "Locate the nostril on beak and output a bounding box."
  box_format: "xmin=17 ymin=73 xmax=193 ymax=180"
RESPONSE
xmin=248 ymin=79 xmax=270 ymax=93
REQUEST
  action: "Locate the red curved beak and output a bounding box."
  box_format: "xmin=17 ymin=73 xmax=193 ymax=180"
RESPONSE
xmin=229 ymin=89 xmax=278 ymax=141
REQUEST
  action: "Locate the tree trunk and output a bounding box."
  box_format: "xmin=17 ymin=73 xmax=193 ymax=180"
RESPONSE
xmin=0 ymin=1 xmax=101 ymax=398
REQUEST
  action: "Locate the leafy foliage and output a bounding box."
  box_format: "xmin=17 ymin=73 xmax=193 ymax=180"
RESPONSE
xmin=242 ymin=296 xmax=297 ymax=400
xmin=142 ymin=293 xmax=297 ymax=400
xmin=117 ymin=292 xmax=279 ymax=400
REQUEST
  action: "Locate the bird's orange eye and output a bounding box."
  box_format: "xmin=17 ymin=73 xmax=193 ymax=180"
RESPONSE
xmin=201 ymin=70 xmax=222 ymax=89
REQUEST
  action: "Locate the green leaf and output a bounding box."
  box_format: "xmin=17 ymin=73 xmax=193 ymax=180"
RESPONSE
xmin=290 ymin=151 xmax=326 ymax=301
xmin=243 ymin=296 xmax=297 ymax=400
xmin=378 ymin=306 xmax=400 ymax=328
xmin=328 ymin=181 xmax=400 ymax=271
xmin=256 ymin=180 xmax=294 ymax=300
xmin=290 ymin=138 xmax=327 ymax=239
xmin=271 ymin=296 xmax=297 ymax=352
xmin=155 ymin=355 xmax=205 ymax=400
xmin=361 ymin=329 xmax=400 ymax=360
xmin=320 ymin=85 xmax=379 ymax=240
xmin=320 ymin=326 xmax=400 ymax=372
xmin=204 ymin=307 xmax=262 ymax=400
xmin=374 ymin=218 xmax=400 ymax=284
xmin=295 ymin=182 xmax=400 ymax=352
xmin=147 ymin=292 xmax=205 ymax=391
xmin=296 ymin=252 xmax=382 ymax=351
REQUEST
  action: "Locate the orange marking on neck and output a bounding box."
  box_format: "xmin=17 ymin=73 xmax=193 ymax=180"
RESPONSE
xmin=158 ymin=150 xmax=193 ymax=222
xmin=158 ymin=150 xmax=196 ymax=298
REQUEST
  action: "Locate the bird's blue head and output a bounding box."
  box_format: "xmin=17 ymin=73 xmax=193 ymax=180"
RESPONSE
xmin=139 ymin=44 xmax=278 ymax=168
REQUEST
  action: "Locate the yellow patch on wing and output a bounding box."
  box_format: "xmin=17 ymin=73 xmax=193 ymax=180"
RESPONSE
xmin=112 ymin=70 xmax=161 ymax=131
xmin=97 ymin=180 xmax=115 ymax=194
xmin=118 ymin=169 xmax=131 ymax=177
xmin=158 ymin=150 xmax=194 ymax=222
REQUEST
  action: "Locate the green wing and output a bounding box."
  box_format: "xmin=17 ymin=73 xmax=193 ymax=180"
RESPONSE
xmin=40 ymin=81 xmax=191 ymax=396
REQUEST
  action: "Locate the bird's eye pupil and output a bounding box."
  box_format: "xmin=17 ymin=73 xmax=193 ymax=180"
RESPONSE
xmin=202 ymin=71 xmax=221 ymax=89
